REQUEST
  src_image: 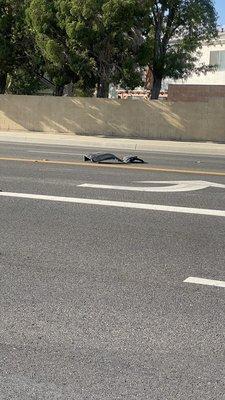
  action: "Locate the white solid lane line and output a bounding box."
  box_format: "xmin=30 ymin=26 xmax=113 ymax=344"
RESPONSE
xmin=0 ymin=191 xmax=225 ymax=217
xmin=184 ymin=277 xmax=225 ymax=288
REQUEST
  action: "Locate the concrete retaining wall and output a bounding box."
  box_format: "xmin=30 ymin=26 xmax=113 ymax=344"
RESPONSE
xmin=0 ymin=95 xmax=224 ymax=142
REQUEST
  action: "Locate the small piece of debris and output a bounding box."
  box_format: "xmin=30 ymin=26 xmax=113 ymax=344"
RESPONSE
xmin=122 ymin=155 xmax=144 ymax=163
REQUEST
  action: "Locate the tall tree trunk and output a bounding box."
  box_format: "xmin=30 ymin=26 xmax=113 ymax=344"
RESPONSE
xmin=54 ymin=85 xmax=64 ymax=96
xmin=0 ymin=72 xmax=7 ymax=94
xmin=151 ymin=75 xmax=162 ymax=100
xmin=97 ymin=79 xmax=109 ymax=98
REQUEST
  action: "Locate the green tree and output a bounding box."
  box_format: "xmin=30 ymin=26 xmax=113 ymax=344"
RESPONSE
xmin=68 ymin=0 xmax=145 ymax=97
xmin=8 ymin=68 xmax=42 ymax=95
xmin=142 ymin=0 xmax=218 ymax=99
xmin=0 ymin=0 xmax=47 ymax=94
xmin=0 ymin=0 xmax=20 ymax=93
xmin=27 ymin=0 xmax=146 ymax=97
xmin=27 ymin=0 xmax=94 ymax=96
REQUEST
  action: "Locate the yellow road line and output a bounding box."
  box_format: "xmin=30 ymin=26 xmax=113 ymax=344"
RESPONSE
xmin=0 ymin=156 xmax=225 ymax=176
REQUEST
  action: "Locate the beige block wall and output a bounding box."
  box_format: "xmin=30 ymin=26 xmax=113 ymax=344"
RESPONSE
xmin=168 ymin=84 xmax=225 ymax=102
xmin=0 ymin=95 xmax=224 ymax=142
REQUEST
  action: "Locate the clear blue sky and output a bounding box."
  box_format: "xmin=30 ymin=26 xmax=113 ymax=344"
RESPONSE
xmin=215 ymin=0 xmax=225 ymax=25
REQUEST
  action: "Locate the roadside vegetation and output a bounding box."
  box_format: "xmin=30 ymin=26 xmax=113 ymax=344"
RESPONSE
xmin=0 ymin=0 xmax=218 ymax=98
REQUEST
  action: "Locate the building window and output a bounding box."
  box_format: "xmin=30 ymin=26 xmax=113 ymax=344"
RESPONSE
xmin=209 ymin=50 xmax=225 ymax=70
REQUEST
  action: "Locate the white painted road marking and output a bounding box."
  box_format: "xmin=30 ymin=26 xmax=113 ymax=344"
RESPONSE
xmin=27 ymin=150 xmax=83 ymax=156
xmin=78 ymin=180 xmax=225 ymax=193
xmin=184 ymin=277 xmax=225 ymax=288
xmin=0 ymin=192 xmax=225 ymax=217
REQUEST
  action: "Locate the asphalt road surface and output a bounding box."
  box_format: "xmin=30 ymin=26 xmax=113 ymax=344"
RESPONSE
xmin=1 ymin=141 xmax=225 ymax=172
xmin=0 ymin=142 xmax=225 ymax=399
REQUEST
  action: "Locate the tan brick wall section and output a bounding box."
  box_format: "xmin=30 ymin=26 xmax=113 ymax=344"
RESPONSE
xmin=0 ymin=95 xmax=224 ymax=142
xmin=168 ymin=84 xmax=225 ymax=102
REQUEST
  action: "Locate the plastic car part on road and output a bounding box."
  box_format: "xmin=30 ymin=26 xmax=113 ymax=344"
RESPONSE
xmin=84 ymin=153 xmax=122 ymax=163
xmin=84 ymin=153 xmax=144 ymax=163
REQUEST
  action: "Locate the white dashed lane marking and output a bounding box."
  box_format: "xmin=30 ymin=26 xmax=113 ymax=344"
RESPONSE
xmin=184 ymin=277 xmax=225 ymax=288
xmin=27 ymin=150 xmax=83 ymax=156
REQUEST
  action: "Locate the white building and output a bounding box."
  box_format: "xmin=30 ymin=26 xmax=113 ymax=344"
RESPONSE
xmin=165 ymin=27 xmax=225 ymax=87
